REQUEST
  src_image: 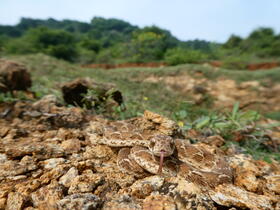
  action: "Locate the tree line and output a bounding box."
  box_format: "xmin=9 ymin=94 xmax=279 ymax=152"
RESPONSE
xmin=0 ymin=17 xmax=279 ymax=67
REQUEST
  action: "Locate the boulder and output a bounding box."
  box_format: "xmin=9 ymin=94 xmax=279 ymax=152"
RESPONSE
xmin=0 ymin=60 xmax=31 ymax=92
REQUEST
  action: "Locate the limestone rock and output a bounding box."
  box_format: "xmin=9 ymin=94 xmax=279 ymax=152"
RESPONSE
xmin=142 ymin=194 xmax=176 ymax=210
xmin=210 ymin=184 xmax=274 ymax=210
xmin=31 ymin=180 xmax=64 ymax=208
xmin=6 ymin=192 xmax=27 ymax=210
xmin=265 ymin=175 xmax=280 ymax=194
xmin=103 ymin=195 xmax=141 ymax=210
xmin=56 ymin=193 xmax=101 ymax=210
xmin=42 ymin=158 xmax=67 ymax=169
xmin=61 ymin=139 xmax=81 ymax=154
xmin=68 ymin=170 xmax=104 ymax=194
xmin=130 ymin=175 xmax=165 ymax=198
xmin=59 ymin=167 xmax=79 ymax=188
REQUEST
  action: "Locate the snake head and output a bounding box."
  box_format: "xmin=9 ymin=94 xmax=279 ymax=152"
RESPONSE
xmin=148 ymin=134 xmax=175 ymax=157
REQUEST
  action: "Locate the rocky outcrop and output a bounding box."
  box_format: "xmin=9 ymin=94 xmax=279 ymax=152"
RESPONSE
xmin=0 ymin=101 xmax=279 ymax=209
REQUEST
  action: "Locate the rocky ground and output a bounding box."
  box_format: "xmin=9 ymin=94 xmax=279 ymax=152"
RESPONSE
xmin=0 ymin=96 xmax=279 ymax=210
xmin=143 ymin=74 xmax=280 ymax=113
xmin=0 ymin=59 xmax=279 ymax=209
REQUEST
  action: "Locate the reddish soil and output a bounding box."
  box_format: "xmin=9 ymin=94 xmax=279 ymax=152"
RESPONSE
xmin=82 ymin=62 xmax=167 ymax=70
xmin=246 ymin=62 xmax=280 ymax=71
xmin=208 ymin=60 xmax=280 ymax=70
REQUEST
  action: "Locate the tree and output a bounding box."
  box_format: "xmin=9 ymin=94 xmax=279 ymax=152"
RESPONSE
xmin=223 ymin=35 xmax=242 ymax=49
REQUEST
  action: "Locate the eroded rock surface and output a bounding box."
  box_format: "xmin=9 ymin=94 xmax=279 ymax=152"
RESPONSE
xmin=0 ymin=100 xmax=279 ymax=209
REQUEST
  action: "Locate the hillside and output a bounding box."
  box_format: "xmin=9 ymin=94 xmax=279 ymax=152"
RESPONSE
xmin=1 ymin=17 xmax=280 ymax=69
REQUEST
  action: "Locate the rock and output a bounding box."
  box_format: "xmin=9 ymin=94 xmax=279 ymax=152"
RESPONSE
xmin=83 ymin=145 xmax=115 ymax=160
xmin=103 ymin=195 xmax=141 ymax=210
xmin=0 ymin=156 xmax=38 ymax=178
xmin=130 ymin=175 xmax=165 ymax=198
xmin=234 ymin=169 xmax=259 ymax=192
xmin=43 ymin=158 xmax=67 ymax=169
xmin=15 ymin=179 xmax=41 ymax=197
xmin=6 ymin=192 xmax=27 ymax=210
xmin=61 ymin=77 xmax=123 ymax=110
xmin=59 ymin=167 xmax=79 ymax=187
xmin=210 ymin=184 xmax=274 ymax=210
xmin=203 ymin=135 xmax=225 ymax=147
xmin=31 ymin=180 xmax=64 ymax=208
xmin=39 ymin=165 xmax=70 ymax=184
xmin=68 ymin=170 xmax=104 ymax=194
xmin=4 ymin=140 xmax=65 ymax=160
xmin=61 ymin=139 xmax=81 ymax=154
xmin=0 ymin=198 xmax=6 ymax=209
xmin=56 ymin=193 xmax=101 ymax=210
xmin=0 ymin=59 xmax=31 ymax=92
xmin=32 ymin=94 xmax=59 ymax=113
xmin=142 ymin=194 xmax=176 ymax=210
xmin=265 ymin=175 xmax=280 ymax=194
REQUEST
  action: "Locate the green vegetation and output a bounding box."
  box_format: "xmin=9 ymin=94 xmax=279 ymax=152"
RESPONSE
xmin=1 ymin=17 xmax=280 ymax=68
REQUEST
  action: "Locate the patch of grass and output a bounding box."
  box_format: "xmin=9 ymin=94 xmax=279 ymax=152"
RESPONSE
xmin=265 ymin=111 xmax=280 ymax=121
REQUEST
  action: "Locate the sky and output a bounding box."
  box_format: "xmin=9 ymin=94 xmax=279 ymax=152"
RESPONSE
xmin=0 ymin=0 xmax=279 ymax=42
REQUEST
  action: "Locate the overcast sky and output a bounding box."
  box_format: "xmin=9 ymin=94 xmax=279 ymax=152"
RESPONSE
xmin=0 ymin=0 xmax=279 ymax=42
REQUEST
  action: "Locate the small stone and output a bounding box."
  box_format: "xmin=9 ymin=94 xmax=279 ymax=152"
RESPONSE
xmin=103 ymin=195 xmax=141 ymax=210
xmin=6 ymin=192 xmax=26 ymax=210
xmin=83 ymin=145 xmax=115 ymax=160
xmin=130 ymin=175 xmax=165 ymax=198
xmin=59 ymin=167 xmax=79 ymax=187
xmin=39 ymin=165 xmax=70 ymax=184
xmin=265 ymin=175 xmax=280 ymax=194
xmin=31 ymin=180 xmax=64 ymax=208
xmin=210 ymin=184 xmax=273 ymax=210
xmin=61 ymin=139 xmax=81 ymax=154
xmin=68 ymin=170 xmax=104 ymax=194
xmin=43 ymin=158 xmax=67 ymax=169
xmin=143 ymin=194 xmax=177 ymax=210
xmin=0 ymin=198 xmax=6 ymax=209
xmin=56 ymin=193 xmax=101 ymax=210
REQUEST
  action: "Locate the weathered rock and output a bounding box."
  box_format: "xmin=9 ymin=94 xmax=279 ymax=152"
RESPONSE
xmin=56 ymin=193 xmax=101 ymax=210
xmin=32 ymin=94 xmax=59 ymax=113
xmin=83 ymin=145 xmax=115 ymax=160
xmin=142 ymin=194 xmax=176 ymax=210
xmin=265 ymin=175 xmax=280 ymax=194
xmin=31 ymin=180 xmax=64 ymax=208
xmin=61 ymin=139 xmax=81 ymax=154
xmin=6 ymin=192 xmax=27 ymax=210
xmin=210 ymin=184 xmax=274 ymax=210
xmin=59 ymin=167 xmax=79 ymax=187
xmin=61 ymin=77 xmax=123 ymax=110
xmin=68 ymin=170 xmax=104 ymax=194
xmin=39 ymin=164 xmax=70 ymax=184
xmin=42 ymin=158 xmax=67 ymax=169
xmin=103 ymin=195 xmax=141 ymax=210
xmin=130 ymin=175 xmax=165 ymax=198
xmin=0 ymin=59 xmax=31 ymax=92
xmin=0 ymin=156 xmax=38 ymax=178
xmin=4 ymin=140 xmax=65 ymax=160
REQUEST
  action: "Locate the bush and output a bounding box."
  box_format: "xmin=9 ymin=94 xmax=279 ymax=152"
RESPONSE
xmin=164 ymin=48 xmax=207 ymax=65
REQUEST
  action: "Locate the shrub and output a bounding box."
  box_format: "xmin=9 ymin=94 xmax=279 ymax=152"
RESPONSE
xmin=164 ymin=48 xmax=207 ymax=65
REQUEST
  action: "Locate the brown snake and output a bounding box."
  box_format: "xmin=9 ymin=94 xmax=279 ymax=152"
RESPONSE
xmin=87 ymin=120 xmax=233 ymax=188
